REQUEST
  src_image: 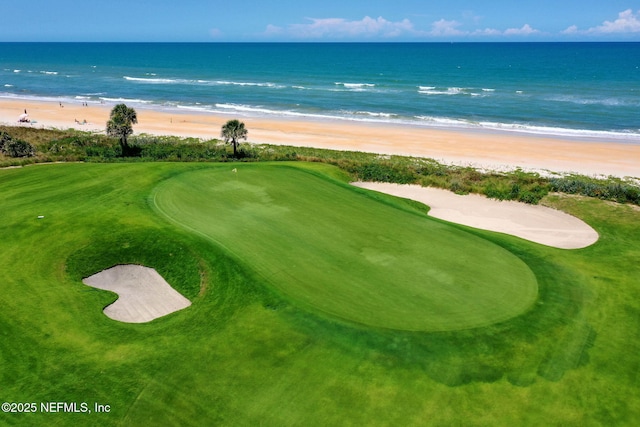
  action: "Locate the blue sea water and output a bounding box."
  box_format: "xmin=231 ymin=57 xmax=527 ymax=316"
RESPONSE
xmin=1 ymin=42 xmax=639 ymax=140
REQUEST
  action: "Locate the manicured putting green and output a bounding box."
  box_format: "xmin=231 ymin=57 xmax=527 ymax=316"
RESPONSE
xmin=153 ymin=164 xmax=537 ymax=331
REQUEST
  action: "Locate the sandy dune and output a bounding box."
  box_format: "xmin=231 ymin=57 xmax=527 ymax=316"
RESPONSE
xmin=352 ymin=182 xmax=599 ymax=249
xmin=82 ymin=265 xmax=191 ymax=323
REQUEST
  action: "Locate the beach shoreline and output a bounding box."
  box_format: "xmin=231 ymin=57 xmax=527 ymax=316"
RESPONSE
xmin=2 ymin=97 xmax=639 ymax=178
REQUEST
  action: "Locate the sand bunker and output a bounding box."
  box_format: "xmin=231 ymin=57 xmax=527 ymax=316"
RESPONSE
xmin=352 ymin=182 xmax=598 ymax=249
xmin=82 ymin=265 xmax=191 ymax=323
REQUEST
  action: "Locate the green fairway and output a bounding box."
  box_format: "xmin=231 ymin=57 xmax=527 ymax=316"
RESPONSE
xmin=1 ymin=162 xmax=639 ymax=426
xmin=153 ymin=164 xmax=537 ymax=331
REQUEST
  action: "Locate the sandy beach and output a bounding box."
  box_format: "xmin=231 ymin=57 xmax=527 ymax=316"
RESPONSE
xmin=2 ymin=98 xmax=639 ymax=178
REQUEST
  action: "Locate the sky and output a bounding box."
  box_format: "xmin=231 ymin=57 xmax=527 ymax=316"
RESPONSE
xmin=1 ymin=0 xmax=640 ymax=42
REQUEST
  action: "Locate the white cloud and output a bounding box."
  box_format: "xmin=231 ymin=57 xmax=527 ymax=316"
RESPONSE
xmin=562 ymin=25 xmax=579 ymax=35
xmin=471 ymin=28 xmax=502 ymax=36
xmin=264 ymin=24 xmax=284 ymax=36
xmin=588 ymin=9 xmax=640 ymax=34
xmin=276 ymin=16 xmax=415 ymax=39
xmin=504 ymin=24 xmax=539 ymax=36
xmin=429 ymin=19 xmax=465 ymax=36
xmin=264 ymin=15 xmax=545 ymax=40
xmin=428 ymin=21 xmax=539 ymax=38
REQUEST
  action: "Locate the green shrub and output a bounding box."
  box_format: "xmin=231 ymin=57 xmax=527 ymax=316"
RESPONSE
xmin=449 ymin=179 xmax=471 ymax=194
xmin=344 ymin=160 xmax=417 ymax=184
xmin=484 ymin=185 xmax=509 ymax=200
xmin=85 ymin=145 xmax=119 ymax=159
xmin=0 ymin=131 xmax=12 ymax=153
xmin=5 ymin=139 xmax=36 ymax=157
xmin=550 ymin=177 xmax=640 ymax=205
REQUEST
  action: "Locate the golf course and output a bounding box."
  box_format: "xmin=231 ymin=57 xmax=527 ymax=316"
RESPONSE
xmin=1 ymin=161 xmax=639 ymax=425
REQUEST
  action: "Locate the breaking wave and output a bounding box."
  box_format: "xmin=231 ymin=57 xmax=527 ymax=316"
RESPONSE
xmin=418 ymin=86 xmax=488 ymax=97
xmin=123 ymin=76 xmax=285 ymax=88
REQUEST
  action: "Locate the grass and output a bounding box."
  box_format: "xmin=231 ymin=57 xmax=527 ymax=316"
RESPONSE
xmin=4 ymin=125 xmax=639 ymax=206
xmin=0 ymin=162 xmax=639 ymax=426
xmin=152 ymin=163 xmax=537 ymax=331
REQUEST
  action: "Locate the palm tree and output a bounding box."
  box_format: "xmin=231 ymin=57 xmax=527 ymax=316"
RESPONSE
xmin=221 ymin=119 xmax=248 ymax=158
xmin=106 ymin=104 xmax=137 ymax=156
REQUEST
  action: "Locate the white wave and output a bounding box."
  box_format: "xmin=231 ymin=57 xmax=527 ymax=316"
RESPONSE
xmin=413 ymin=115 xmax=640 ymax=140
xmin=350 ymin=110 xmax=397 ymax=118
xmin=211 ymin=103 xmax=344 ymax=121
xmin=214 ymin=80 xmax=284 ymax=88
xmin=214 ymin=103 xmax=287 ymax=115
xmin=176 ymin=104 xmax=214 ymax=113
xmin=167 ymin=101 xmax=640 ymax=141
xmin=337 ymin=82 xmax=375 ymax=88
xmin=15 ymin=69 xmax=58 ymax=75
xmin=115 ymin=99 xmax=639 ymax=141
xmin=548 ymin=95 xmax=635 ymax=107
xmin=0 ymin=93 xmax=105 ymax=106
xmin=334 ymin=82 xmax=376 ymax=91
xmin=213 ymin=103 xmax=407 ymax=125
xmin=124 ymin=76 xmax=183 ymax=84
xmin=415 ymin=115 xmax=472 ymax=127
xmin=123 ymin=76 xmax=284 ymax=89
xmin=482 ymin=88 xmax=495 ymax=92
xmin=4 ymin=84 xmax=13 ymax=87
xmin=99 ymin=96 xmax=152 ymax=104
xmin=418 ymin=86 xmax=479 ymax=96
xmin=124 ymin=76 xmax=213 ymax=85
xmin=479 ymin=121 xmax=640 ymax=139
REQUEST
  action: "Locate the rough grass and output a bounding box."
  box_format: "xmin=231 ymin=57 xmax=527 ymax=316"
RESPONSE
xmin=0 ymin=162 xmax=639 ymax=426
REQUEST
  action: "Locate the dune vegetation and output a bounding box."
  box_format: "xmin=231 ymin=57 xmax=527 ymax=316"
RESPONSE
xmin=2 ymin=125 xmax=639 ymax=207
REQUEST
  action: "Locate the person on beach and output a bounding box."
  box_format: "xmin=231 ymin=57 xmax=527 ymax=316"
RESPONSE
xmin=18 ymin=109 xmax=30 ymax=123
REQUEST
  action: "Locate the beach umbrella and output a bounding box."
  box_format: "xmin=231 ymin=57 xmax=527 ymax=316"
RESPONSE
xmin=18 ymin=113 xmax=29 ymax=121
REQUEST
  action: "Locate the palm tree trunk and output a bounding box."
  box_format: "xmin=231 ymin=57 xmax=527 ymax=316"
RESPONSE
xmin=232 ymin=138 xmax=238 ymax=157
xmin=120 ymin=136 xmax=128 ymax=157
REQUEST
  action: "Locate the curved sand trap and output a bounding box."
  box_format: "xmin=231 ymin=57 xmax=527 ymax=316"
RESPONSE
xmin=352 ymin=182 xmax=598 ymax=249
xmin=82 ymin=265 xmax=191 ymax=323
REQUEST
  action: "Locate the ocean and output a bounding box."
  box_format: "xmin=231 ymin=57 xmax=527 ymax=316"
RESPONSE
xmin=1 ymin=42 xmax=639 ymax=140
